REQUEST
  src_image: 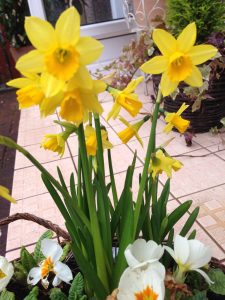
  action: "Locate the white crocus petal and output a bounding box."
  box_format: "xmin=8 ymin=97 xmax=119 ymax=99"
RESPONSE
xmin=41 ymin=277 xmax=50 ymax=289
xmin=54 ymin=261 xmax=73 ymax=284
xmin=27 ymin=267 xmax=42 ymax=285
xmin=52 ymin=275 xmax=62 ymax=287
xmin=174 ymin=235 xmax=190 ymax=265
xmin=147 ymin=261 xmax=166 ymax=281
xmin=0 ymin=257 xmax=14 ymax=292
xmin=125 ymin=239 xmax=164 ymax=268
xmin=41 ymin=239 xmax=63 ymax=263
xmin=188 ymin=240 xmax=212 ymax=269
xmin=194 ymin=268 xmax=214 ymax=285
xmin=117 ymin=265 xmax=165 ymax=300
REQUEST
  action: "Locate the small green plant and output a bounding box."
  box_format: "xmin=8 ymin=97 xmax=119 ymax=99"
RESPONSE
xmin=166 ymin=0 xmax=225 ymax=42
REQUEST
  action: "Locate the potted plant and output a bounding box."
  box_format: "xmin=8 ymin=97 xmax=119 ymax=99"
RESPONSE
xmin=156 ymin=0 xmax=225 ymax=133
xmin=0 ymin=7 xmax=225 ymax=300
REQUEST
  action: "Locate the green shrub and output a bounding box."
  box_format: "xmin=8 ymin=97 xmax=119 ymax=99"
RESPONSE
xmin=166 ymin=0 xmax=225 ymax=42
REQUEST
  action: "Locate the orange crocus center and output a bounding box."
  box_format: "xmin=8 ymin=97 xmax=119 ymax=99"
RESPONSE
xmin=135 ymin=286 xmax=158 ymax=300
xmin=41 ymin=257 xmax=54 ymax=278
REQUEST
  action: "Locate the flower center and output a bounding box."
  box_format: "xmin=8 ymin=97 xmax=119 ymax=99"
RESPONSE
xmin=167 ymin=51 xmax=193 ymax=82
xmin=41 ymin=257 xmax=54 ymax=278
xmin=45 ymin=46 xmax=80 ymax=81
xmin=135 ymin=285 xmax=158 ymax=300
xmin=117 ymin=93 xmax=142 ymax=117
xmin=0 ymin=269 xmax=6 ymax=279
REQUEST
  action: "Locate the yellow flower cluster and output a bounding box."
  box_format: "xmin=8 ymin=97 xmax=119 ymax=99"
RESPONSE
xmin=8 ymin=7 xmax=105 ymax=125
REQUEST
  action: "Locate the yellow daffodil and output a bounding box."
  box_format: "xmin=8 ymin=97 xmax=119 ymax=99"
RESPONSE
xmin=149 ymin=149 xmax=183 ymax=179
xmin=0 ymin=186 xmax=16 ymax=204
xmin=84 ymin=125 xmax=113 ymax=156
xmin=117 ymin=115 xmax=150 ymax=146
xmin=16 ymin=7 xmax=103 ymax=83
xmin=141 ymin=23 xmax=217 ymax=96
xmin=41 ymin=133 xmax=68 ymax=156
xmin=59 ymin=80 xmax=105 ymax=125
xmin=164 ymin=103 xmax=190 ymax=134
xmin=107 ymin=77 xmax=143 ymax=120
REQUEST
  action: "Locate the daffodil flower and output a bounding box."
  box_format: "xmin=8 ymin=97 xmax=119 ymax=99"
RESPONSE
xmin=149 ymin=149 xmax=183 ymax=179
xmin=0 ymin=186 xmax=16 ymax=204
xmin=164 ymin=235 xmax=213 ymax=284
xmin=117 ymin=116 xmax=150 ymax=146
xmin=84 ymin=125 xmax=113 ymax=156
xmin=27 ymin=239 xmax=73 ymax=289
xmin=41 ymin=131 xmax=71 ymax=157
xmin=59 ymin=80 xmax=105 ymax=125
xmin=125 ymin=239 xmax=164 ymax=269
xmin=117 ymin=263 xmax=165 ymax=300
xmin=107 ymin=77 xmax=143 ymax=120
xmin=141 ymin=23 xmax=217 ymax=96
xmin=164 ymin=103 xmax=190 ymax=134
xmin=16 ymin=7 xmax=103 ymax=83
xmin=0 ymin=256 xmax=14 ymax=291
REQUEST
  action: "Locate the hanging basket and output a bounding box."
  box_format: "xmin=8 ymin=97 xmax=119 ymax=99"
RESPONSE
xmin=153 ymin=73 xmax=225 ymax=133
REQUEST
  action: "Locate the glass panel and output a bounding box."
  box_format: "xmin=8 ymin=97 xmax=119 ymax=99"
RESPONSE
xmin=42 ymin=0 xmax=124 ymax=26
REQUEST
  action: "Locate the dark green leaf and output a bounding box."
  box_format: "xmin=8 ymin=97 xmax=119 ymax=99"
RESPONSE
xmin=23 ymin=286 xmax=39 ymax=300
xmin=180 ymin=207 xmax=199 ymax=237
xmin=0 ymin=290 xmax=15 ymax=300
xmin=209 ymin=268 xmax=225 ymax=295
xmin=20 ymin=247 xmax=37 ymax=273
xmin=50 ymin=288 xmax=67 ymax=300
xmin=69 ymin=273 xmax=84 ymax=299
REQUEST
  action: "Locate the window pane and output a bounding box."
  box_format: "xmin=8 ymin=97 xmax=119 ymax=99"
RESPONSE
xmin=42 ymin=0 xmax=124 ymax=26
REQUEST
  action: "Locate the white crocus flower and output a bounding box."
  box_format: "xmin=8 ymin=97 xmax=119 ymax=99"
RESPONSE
xmin=0 ymin=256 xmax=14 ymax=291
xmin=164 ymin=235 xmax=213 ymax=284
xmin=117 ymin=263 xmax=165 ymax=300
xmin=27 ymin=239 xmax=73 ymax=289
xmin=125 ymin=239 xmax=164 ymax=269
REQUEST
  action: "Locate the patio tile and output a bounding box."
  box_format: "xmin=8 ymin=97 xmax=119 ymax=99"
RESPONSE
xmin=19 ymin=113 xmax=57 ymax=132
xmin=207 ymin=144 xmax=225 ymax=161
xmin=160 ymin=149 xmax=225 ymax=198
xmin=193 ymin=132 xmax=222 ymax=147
xmin=12 ymin=157 xmax=76 ymax=200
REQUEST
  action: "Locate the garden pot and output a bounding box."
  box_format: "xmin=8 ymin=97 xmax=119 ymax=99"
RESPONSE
xmin=153 ymin=74 xmax=225 ymax=133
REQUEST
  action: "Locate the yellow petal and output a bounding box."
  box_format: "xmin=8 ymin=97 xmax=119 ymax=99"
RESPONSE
xmin=188 ymin=45 xmax=217 ymax=65
xmin=141 ymin=56 xmax=168 ymax=74
xmin=77 ymin=37 xmax=104 ymax=65
xmin=177 ymin=23 xmax=197 ymax=53
xmin=107 ymin=102 xmax=121 ymax=120
xmin=176 ymin=103 xmax=189 ymax=116
xmin=55 ymin=7 xmax=80 ymax=46
xmin=70 ymin=66 xmax=93 ymax=90
xmin=123 ymin=76 xmax=144 ymax=94
xmin=40 ymin=93 xmax=63 ymax=117
xmin=0 ymin=185 xmax=16 ymax=204
xmin=25 ymin=17 xmax=57 ymax=51
xmin=40 ymin=73 xmax=65 ymax=98
xmin=93 ymin=80 xmax=107 ymax=94
xmin=81 ymin=91 xmax=103 ymax=115
xmin=184 ymin=66 xmax=203 ymax=87
xmin=160 ymin=72 xmax=179 ymax=97
xmin=7 ymin=77 xmax=33 ymax=88
xmin=163 ymin=123 xmax=174 ymax=134
xmin=85 ymin=125 xmax=96 ymax=137
xmin=16 ymin=50 xmax=44 ymax=74
xmin=153 ymin=29 xmax=177 ymax=56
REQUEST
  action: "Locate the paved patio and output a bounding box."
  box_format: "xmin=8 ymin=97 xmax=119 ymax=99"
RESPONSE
xmin=4 ymin=81 xmax=225 ymax=261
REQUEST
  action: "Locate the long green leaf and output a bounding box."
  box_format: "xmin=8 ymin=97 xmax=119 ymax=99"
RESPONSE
xmin=180 ymin=207 xmax=199 ymax=237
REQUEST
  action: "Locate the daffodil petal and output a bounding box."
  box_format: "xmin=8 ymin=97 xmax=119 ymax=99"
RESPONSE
xmin=153 ymin=29 xmax=177 ymax=56
xmin=93 ymin=80 xmax=107 ymax=94
xmin=184 ymin=66 xmax=203 ymax=87
xmin=77 ymin=37 xmax=104 ymax=65
xmin=141 ymin=56 xmax=168 ymax=74
xmin=163 ymin=123 xmax=174 ymax=134
xmin=188 ymin=44 xmax=217 ymax=65
xmin=25 ymin=17 xmax=56 ymax=51
xmin=176 ymin=103 xmax=189 ymax=116
xmin=16 ymin=50 xmax=44 ymax=74
xmin=123 ymin=76 xmax=144 ymax=94
xmin=177 ymin=23 xmax=197 ymax=53
xmin=41 ymin=239 xmax=63 ymax=263
xmin=55 ymin=7 xmax=80 ymax=46
xmin=70 ymin=66 xmax=93 ymax=90
xmin=40 ymin=73 xmax=65 ymax=98
xmin=7 ymin=78 xmax=33 ymax=89
xmin=107 ymin=102 xmax=121 ymax=120
xmin=40 ymin=93 xmax=63 ymax=117
xmin=160 ymin=72 xmax=179 ymax=97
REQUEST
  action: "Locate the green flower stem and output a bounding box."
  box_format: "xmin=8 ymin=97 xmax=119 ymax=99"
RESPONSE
xmin=77 ymin=124 xmax=109 ymax=294
xmin=133 ymin=90 xmax=162 ymax=237
xmin=107 ymin=149 xmax=118 ymax=206
xmin=94 ymin=113 xmax=105 ymax=177
xmin=174 ymin=266 xmax=186 ymax=284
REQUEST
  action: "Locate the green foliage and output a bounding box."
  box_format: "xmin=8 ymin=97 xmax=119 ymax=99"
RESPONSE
xmin=13 ymin=261 xmax=28 ymax=283
xmin=50 ymin=288 xmax=68 ymax=300
xmin=0 ymin=0 xmax=30 ymax=47
xmin=60 ymin=243 xmax=72 ymax=262
xmin=209 ymin=268 xmax=225 ymax=295
xmin=166 ymin=0 xmax=225 ymax=42
xmin=23 ymin=286 xmax=39 ymax=300
xmin=33 ymin=230 xmax=54 ymax=263
xmin=184 ymin=290 xmax=208 ymax=300
xmin=69 ymin=273 xmax=87 ymax=300
xmin=0 ymin=290 xmax=15 ymax=300
xmin=20 ymin=247 xmax=37 ymax=273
